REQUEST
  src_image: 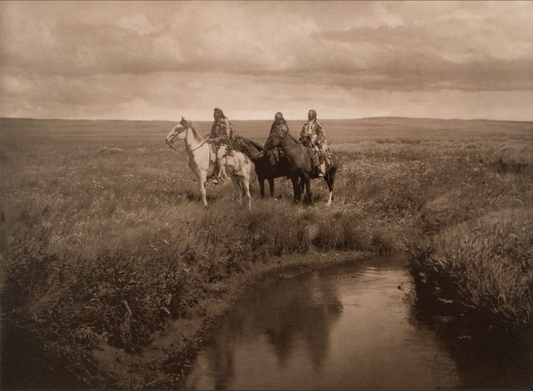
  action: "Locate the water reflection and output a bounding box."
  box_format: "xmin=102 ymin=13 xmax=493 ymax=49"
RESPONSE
xmin=187 ymin=271 xmax=344 ymax=389
xmin=183 ymin=258 xmax=468 ymax=390
xmin=413 ymin=299 xmax=533 ymax=390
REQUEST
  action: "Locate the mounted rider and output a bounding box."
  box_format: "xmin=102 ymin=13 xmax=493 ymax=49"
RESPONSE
xmin=266 ymin=112 xmax=289 ymax=163
xmin=208 ymin=108 xmax=238 ymax=183
xmin=299 ymin=110 xmax=330 ymax=178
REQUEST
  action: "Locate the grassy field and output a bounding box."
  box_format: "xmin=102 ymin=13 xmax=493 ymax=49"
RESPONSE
xmin=1 ymin=116 xmax=532 ymax=389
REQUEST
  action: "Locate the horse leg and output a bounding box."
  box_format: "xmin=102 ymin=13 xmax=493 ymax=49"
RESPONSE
xmin=303 ymin=176 xmax=312 ymax=203
xmin=325 ymin=171 xmax=335 ymax=206
xmin=258 ymin=175 xmax=266 ymax=198
xmin=231 ymin=176 xmax=242 ymax=204
xmin=291 ymin=176 xmax=301 ymax=202
xmin=243 ymin=177 xmax=252 ymax=211
xmin=199 ymin=171 xmax=208 ymax=207
xmin=268 ymin=177 xmax=275 ymax=198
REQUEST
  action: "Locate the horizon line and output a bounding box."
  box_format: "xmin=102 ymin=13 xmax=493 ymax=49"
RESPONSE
xmin=1 ymin=115 xmax=532 ymax=124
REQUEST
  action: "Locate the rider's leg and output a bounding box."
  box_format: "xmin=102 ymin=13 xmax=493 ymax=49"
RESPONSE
xmin=214 ymin=145 xmax=229 ymax=183
xmin=315 ymin=146 xmax=325 ymax=177
xmin=212 ymin=145 xmax=223 ymax=184
xmin=321 ymin=140 xmax=330 ymax=163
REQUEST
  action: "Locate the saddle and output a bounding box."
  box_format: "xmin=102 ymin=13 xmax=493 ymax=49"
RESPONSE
xmin=306 ymin=146 xmax=331 ymax=170
xmin=268 ymin=147 xmax=284 ymax=165
xmin=210 ymin=143 xmax=235 ymax=159
xmin=209 ymin=142 xmax=217 ymax=156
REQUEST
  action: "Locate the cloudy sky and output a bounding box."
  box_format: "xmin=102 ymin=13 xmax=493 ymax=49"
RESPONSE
xmin=1 ymin=1 xmax=532 ymax=121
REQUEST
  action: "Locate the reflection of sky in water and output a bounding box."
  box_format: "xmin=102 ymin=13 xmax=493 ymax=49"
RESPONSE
xmin=185 ymin=258 xmax=461 ymax=390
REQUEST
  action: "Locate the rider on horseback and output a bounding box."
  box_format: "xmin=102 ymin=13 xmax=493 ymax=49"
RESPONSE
xmin=209 ymin=108 xmax=238 ymax=184
xmin=267 ymin=112 xmax=289 ymax=163
xmin=270 ymin=112 xmax=289 ymax=136
xmin=299 ymin=110 xmax=329 ymax=178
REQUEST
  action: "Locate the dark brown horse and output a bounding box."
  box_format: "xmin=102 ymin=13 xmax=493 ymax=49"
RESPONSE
xmin=234 ymin=136 xmax=290 ymax=198
xmin=263 ymin=129 xmax=341 ymax=204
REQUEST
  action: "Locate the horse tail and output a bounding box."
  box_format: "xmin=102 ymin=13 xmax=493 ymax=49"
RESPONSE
xmin=333 ymin=150 xmax=342 ymax=169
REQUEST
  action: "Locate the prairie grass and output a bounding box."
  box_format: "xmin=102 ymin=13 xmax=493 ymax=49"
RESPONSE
xmin=1 ymin=117 xmax=532 ymax=388
xmin=410 ymin=208 xmax=533 ymax=332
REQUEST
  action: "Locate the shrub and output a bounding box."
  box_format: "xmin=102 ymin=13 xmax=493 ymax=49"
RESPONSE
xmin=488 ymin=146 xmax=533 ymax=174
xmin=312 ymin=211 xmax=370 ymax=251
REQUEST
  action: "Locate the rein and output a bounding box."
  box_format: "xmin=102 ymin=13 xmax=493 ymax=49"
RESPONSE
xmin=262 ymin=135 xmax=303 ymax=158
xmin=189 ymin=134 xmax=211 ymax=151
xmin=166 ymin=127 xmax=211 ymax=152
xmin=167 ymin=143 xmax=179 ymax=152
xmin=278 ymin=137 xmax=304 ymax=151
xmin=249 ymin=150 xmax=265 ymax=159
xmin=283 ymin=140 xmax=304 ymax=150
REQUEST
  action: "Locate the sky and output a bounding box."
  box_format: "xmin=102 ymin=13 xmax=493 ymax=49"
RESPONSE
xmin=1 ymin=1 xmax=532 ymax=121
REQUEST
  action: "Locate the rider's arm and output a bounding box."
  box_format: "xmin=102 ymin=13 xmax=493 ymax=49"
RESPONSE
xmin=316 ymin=122 xmax=326 ymax=145
xmin=210 ymin=120 xmax=230 ymax=144
xmin=300 ymin=124 xmax=309 ymax=140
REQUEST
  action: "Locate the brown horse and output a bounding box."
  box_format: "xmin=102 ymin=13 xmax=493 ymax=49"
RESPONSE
xmin=263 ymin=128 xmax=341 ymax=204
xmin=233 ymin=136 xmax=290 ymax=198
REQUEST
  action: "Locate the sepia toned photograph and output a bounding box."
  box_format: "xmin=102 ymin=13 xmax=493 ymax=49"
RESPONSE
xmin=1 ymin=1 xmax=532 ymax=390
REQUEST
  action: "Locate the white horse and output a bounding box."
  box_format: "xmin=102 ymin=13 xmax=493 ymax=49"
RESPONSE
xmin=165 ymin=118 xmax=253 ymax=210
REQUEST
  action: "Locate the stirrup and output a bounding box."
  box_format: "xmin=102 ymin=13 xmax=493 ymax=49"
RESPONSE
xmin=213 ymin=173 xmax=226 ymax=184
xmin=211 ymin=173 xmax=221 ymax=184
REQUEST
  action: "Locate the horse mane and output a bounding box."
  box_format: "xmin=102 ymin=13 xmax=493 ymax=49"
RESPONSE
xmin=188 ymin=124 xmax=203 ymax=141
xmin=238 ymin=137 xmax=263 ymax=152
xmin=247 ymin=139 xmax=264 ymax=151
xmin=288 ymin=133 xmax=299 ymax=144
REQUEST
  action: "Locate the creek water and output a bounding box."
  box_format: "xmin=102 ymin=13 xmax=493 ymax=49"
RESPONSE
xmin=182 ymin=256 xmax=532 ymax=390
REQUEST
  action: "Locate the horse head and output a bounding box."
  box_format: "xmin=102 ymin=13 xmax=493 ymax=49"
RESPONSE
xmin=235 ymin=137 xmax=265 ymax=160
xmin=263 ymin=131 xmax=282 ymax=151
xmin=165 ymin=117 xmax=191 ymax=146
xmin=264 ymin=127 xmax=299 ymax=152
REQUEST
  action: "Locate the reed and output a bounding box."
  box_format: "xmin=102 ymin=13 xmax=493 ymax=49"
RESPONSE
xmin=410 ymin=208 xmax=533 ymax=333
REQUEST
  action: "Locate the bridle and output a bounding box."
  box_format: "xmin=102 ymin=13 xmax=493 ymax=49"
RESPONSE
xmin=266 ymin=132 xmax=304 ymax=152
xmin=166 ymin=126 xmax=211 ymax=152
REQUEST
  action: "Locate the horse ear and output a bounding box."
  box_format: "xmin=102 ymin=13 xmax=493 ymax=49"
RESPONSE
xmin=180 ymin=117 xmax=188 ymax=127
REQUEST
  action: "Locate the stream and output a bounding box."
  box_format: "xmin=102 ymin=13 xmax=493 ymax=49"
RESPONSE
xmin=181 ymin=256 xmax=532 ymax=390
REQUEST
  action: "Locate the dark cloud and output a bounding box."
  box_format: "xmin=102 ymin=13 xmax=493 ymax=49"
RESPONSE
xmin=0 ymin=1 xmax=532 ymax=120
xmin=317 ymin=19 xmax=533 ymax=92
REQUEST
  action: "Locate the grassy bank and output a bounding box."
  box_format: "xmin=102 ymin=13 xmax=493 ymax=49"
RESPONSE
xmin=1 ymin=117 xmax=532 ymax=389
xmin=410 ymin=208 xmax=533 ymax=332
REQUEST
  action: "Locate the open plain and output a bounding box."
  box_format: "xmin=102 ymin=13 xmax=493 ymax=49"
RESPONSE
xmin=1 ymin=117 xmax=532 ymax=389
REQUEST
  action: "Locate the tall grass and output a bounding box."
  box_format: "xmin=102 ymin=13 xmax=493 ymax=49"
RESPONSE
xmin=410 ymin=208 xmax=533 ymax=332
xmin=1 ymin=117 xmax=532 ymax=388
